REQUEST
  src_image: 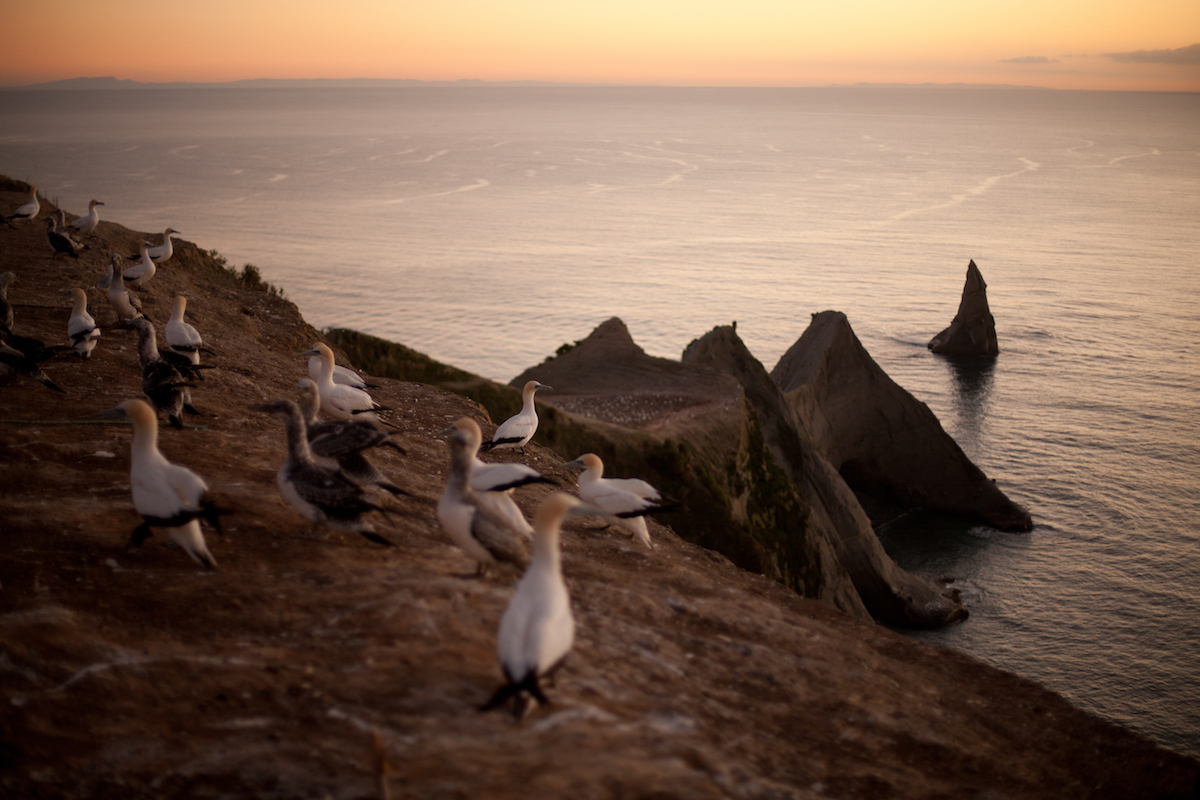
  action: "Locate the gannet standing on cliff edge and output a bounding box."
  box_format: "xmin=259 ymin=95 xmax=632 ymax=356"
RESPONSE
xmin=481 ymin=380 xmax=551 ymax=454
xmin=103 ymin=256 xmax=143 ymax=321
xmin=443 ymin=418 xmax=550 ymax=540
xmin=94 ymin=398 xmax=222 ymax=569
xmin=2 ymin=185 xmax=38 ymax=226
xmin=45 ymin=217 xmax=80 ymax=259
xmin=303 ymin=342 xmax=387 ymax=421
xmin=254 ymin=398 xmax=396 ymax=547
xmin=62 ymin=287 xmax=100 ymax=359
xmin=146 ymin=227 xmax=180 ymax=263
xmin=165 ymin=295 xmax=204 ymax=365
xmin=70 ymin=199 xmax=104 ymax=236
xmin=481 ymin=492 xmax=580 ymax=719
xmin=122 ymin=242 xmax=157 ymax=288
xmin=564 ymin=453 xmax=680 ymax=551
xmin=437 ymin=417 xmax=530 ymax=571
xmin=295 ymin=378 xmax=409 ymax=497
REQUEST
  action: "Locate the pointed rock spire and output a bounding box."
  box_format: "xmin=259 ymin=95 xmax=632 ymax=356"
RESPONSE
xmin=928 ymin=260 xmax=999 ymax=356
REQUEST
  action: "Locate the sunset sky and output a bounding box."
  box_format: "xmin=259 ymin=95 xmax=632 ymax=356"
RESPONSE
xmin=3 ymin=0 xmax=1198 ymax=91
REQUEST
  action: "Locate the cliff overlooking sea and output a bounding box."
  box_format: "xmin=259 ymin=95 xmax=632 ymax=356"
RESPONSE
xmin=1 ymin=182 xmax=1196 ymax=799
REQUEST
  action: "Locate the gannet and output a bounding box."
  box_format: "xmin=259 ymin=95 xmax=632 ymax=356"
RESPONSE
xmin=303 ymin=342 xmax=387 ymax=421
xmin=436 ymin=417 xmax=530 ymax=571
xmin=104 ymin=257 xmax=143 ymax=321
xmin=51 ymin=210 xmax=87 ymax=250
xmin=130 ymin=317 xmax=195 ymax=428
xmin=69 ymin=199 xmax=104 ymax=236
xmin=122 ymin=242 xmax=157 ymax=288
xmin=165 ymin=295 xmax=204 ymax=366
xmin=0 ymin=341 xmax=65 ymax=393
xmin=444 ymin=417 xmax=551 ymax=539
xmin=308 ymin=356 xmax=372 ymax=390
xmin=481 ymin=380 xmax=551 ymax=454
xmin=295 ymin=378 xmax=409 ymax=497
xmin=2 ymin=185 xmax=38 ymax=226
xmin=255 ymin=398 xmax=395 ymax=546
xmin=62 ymin=287 xmax=100 ymax=359
xmin=481 ymin=492 xmax=580 ymax=718
xmin=94 ymin=399 xmax=223 ymax=569
xmin=146 ymin=227 xmax=180 ymax=263
xmin=45 ymin=217 xmax=80 ymax=259
xmin=564 ymin=453 xmax=680 ymax=551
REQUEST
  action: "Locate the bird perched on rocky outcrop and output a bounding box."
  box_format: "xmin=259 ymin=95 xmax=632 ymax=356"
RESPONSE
xmin=437 ymin=417 xmax=531 ymax=572
xmin=45 ymin=217 xmax=80 ymax=259
xmin=70 ymin=199 xmax=104 ymax=236
xmin=308 ymin=355 xmax=373 ymax=390
xmin=2 ymin=185 xmax=39 ymax=226
xmin=94 ymin=398 xmax=225 ymax=569
xmin=564 ymin=453 xmax=679 ymax=550
xmin=145 ymin=227 xmax=179 ymax=263
xmin=303 ymin=342 xmax=389 ymax=421
xmin=62 ymin=287 xmax=100 ymax=359
xmin=102 ymin=256 xmax=143 ymax=321
xmin=295 ymin=378 xmax=408 ymax=497
xmin=444 ymin=417 xmax=552 ymax=540
xmin=255 ymin=398 xmax=396 ymax=547
xmin=481 ymin=492 xmax=580 ymax=719
xmin=122 ymin=242 xmax=157 ymax=288
xmin=481 ymin=380 xmax=551 ymax=454
xmin=129 ymin=317 xmax=197 ymax=428
xmin=165 ymin=294 xmax=206 ymax=366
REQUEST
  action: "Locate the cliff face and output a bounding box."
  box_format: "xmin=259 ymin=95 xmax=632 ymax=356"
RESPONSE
xmin=928 ymin=260 xmax=1000 ymax=356
xmin=682 ymin=325 xmax=967 ymax=629
xmin=1 ymin=185 xmax=1195 ymax=799
xmin=772 ymin=311 xmax=1032 ymax=531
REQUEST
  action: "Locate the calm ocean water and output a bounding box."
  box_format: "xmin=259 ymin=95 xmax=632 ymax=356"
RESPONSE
xmin=2 ymin=85 xmax=1198 ymax=757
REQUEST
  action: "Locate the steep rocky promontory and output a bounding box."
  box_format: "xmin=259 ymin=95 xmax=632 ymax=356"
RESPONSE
xmin=1 ymin=183 xmax=1194 ymax=799
xmin=772 ymin=311 xmax=1032 ymax=531
xmin=928 ymin=259 xmax=1000 ymax=356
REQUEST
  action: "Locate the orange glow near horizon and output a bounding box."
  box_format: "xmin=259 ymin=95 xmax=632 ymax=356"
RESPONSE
xmin=2 ymin=1 xmax=1198 ymax=91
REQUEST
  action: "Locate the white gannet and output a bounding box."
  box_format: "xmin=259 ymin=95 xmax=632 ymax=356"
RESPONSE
xmin=303 ymin=342 xmax=387 ymax=421
xmin=564 ymin=453 xmax=680 ymax=551
xmin=165 ymin=295 xmax=203 ymax=366
xmin=2 ymin=185 xmax=38 ymax=226
xmin=436 ymin=417 xmax=530 ymax=571
xmin=295 ymin=378 xmax=409 ymax=497
xmin=122 ymin=242 xmax=157 ymax=288
xmin=45 ymin=217 xmax=80 ymax=259
xmin=130 ymin=317 xmax=195 ymax=429
xmin=481 ymin=492 xmax=580 ymax=718
xmin=104 ymin=257 xmax=143 ymax=321
xmin=69 ymin=199 xmax=104 ymax=236
xmin=146 ymin=227 xmax=180 ymax=263
xmin=481 ymin=380 xmax=551 ymax=454
xmin=94 ymin=398 xmax=223 ymax=569
xmin=62 ymin=287 xmax=100 ymax=359
xmin=308 ymin=355 xmax=372 ymax=390
xmin=444 ymin=418 xmax=551 ymax=539
xmin=255 ymin=398 xmax=395 ymax=547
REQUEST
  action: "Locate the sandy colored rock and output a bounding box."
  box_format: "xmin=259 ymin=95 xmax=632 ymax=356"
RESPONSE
xmin=772 ymin=311 xmax=1032 ymax=531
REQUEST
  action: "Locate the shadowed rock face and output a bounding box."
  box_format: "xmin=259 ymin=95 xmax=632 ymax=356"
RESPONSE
xmin=683 ymin=325 xmax=967 ymax=628
xmin=928 ymin=259 xmax=999 ymax=356
xmin=772 ymin=311 xmax=1032 ymax=532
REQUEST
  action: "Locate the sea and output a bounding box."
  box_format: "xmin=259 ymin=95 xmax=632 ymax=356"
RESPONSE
xmin=1 ymin=85 xmax=1197 ymax=759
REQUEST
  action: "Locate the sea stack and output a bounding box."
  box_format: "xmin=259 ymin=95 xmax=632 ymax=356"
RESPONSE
xmin=928 ymin=260 xmax=999 ymax=356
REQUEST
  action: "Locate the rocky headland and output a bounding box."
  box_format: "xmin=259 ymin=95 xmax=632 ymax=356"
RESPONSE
xmin=1 ymin=181 xmax=1196 ymax=799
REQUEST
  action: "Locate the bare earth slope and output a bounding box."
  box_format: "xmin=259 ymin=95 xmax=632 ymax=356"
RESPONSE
xmin=0 ymin=186 xmax=1195 ymax=799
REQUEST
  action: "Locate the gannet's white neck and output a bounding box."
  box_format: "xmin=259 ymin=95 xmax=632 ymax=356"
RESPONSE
xmin=169 ymin=295 xmax=187 ymax=325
